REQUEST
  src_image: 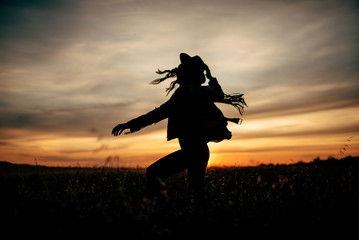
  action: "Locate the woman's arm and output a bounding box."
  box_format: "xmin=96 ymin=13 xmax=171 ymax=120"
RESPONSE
xmin=112 ymin=106 xmax=168 ymax=136
xmin=204 ymin=64 xmax=224 ymax=101
xmin=112 ymin=90 xmax=179 ymax=136
xmin=126 ymin=105 xmax=168 ymax=133
xmin=208 ymin=77 xmax=225 ymax=101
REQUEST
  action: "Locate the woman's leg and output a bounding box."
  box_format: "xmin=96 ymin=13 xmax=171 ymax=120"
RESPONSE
xmin=146 ymin=149 xmax=187 ymax=198
xmin=179 ymin=137 xmax=210 ymax=202
xmin=146 ymin=136 xmax=210 ymax=200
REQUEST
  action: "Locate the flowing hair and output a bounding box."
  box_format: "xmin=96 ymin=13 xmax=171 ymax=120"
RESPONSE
xmin=150 ymin=68 xmax=179 ymax=95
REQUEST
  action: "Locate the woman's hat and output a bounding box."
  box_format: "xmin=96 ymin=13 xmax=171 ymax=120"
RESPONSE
xmin=179 ymin=53 xmax=206 ymax=71
xmin=180 ymin=53 xmax=192 ymax=64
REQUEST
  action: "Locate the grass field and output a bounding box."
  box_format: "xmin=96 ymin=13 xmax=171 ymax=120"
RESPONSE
xmin=1 ymin=156 xmax=358 ymax=238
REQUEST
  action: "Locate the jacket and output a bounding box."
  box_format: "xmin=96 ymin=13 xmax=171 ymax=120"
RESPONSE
xmin=127 ymin=80 xmax=232 ymax=142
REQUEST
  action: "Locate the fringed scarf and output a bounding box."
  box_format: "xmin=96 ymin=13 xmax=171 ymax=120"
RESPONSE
xmin=222 ymin=93 xmax=247 ymax=116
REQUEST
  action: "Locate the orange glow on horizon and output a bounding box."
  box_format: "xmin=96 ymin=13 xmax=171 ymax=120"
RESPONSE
xmin=1 ymin=126 xmax=358 ymax=168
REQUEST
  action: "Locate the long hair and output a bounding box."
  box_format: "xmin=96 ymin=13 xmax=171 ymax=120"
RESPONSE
xmin=150 ymin=68 xmax=178 ymax=95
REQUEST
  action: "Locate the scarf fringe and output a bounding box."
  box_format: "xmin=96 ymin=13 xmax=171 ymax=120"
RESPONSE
xmin=219 ymin=93 xmax=247 ymax=116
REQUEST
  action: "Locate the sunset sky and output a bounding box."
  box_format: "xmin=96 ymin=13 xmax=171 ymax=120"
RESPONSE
xmin=1 ymin=0 xmax=358 ymax=167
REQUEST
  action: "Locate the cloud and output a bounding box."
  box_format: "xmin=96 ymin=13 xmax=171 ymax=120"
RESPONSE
xmin=0 ymin=0 xmax=84 ymax=65
xmin=236 ymin=122 xmax=359 ymax=140
xmin=243 ymin=81 xmax=359 ymax=120
xmin=1 ymin=0 xmax=358 ymax=166
xmin=0 ymin=102 xmax=134 ymax=134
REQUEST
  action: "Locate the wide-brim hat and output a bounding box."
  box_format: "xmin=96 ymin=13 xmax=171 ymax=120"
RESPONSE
xmin=179 ymin=53 xmax=206 ymax=71
xmin=179 ymin=53 xmax=192 ymax=63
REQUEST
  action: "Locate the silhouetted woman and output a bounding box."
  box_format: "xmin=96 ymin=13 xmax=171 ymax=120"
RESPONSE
xmin=112 ymin=53 xmax=246 ymax=202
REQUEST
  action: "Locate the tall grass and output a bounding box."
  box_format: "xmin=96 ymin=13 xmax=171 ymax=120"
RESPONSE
xmin=1 ymin=156 xmax=358 ymax=237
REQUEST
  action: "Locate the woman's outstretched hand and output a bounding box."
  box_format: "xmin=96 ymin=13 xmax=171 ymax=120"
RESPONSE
xmin=112 ymin=123 xmax=130 ymax=136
